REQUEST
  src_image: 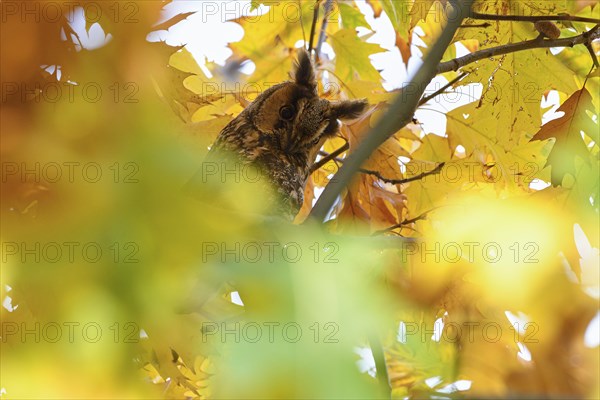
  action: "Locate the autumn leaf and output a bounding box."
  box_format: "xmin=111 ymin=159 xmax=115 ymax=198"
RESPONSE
xmin=344 ymin=79 xmax=394 ymax=104
xmin=329 ymin=28 xmax=385 ymax=83
xmin=409 ymin=0 xmax=437 ymax=29
xmin=532 ymin=88 xmax=597 ymax=185
xmin=449 ymin=2 xmax=580 ymax=150
xmin=3 ymin=1 xmax=599 ymax=399
xmin=395 ymin=32 xmax=412 ymax=65
xmin=338 ymin=2 xmax=371 ymax=30
xmin=379 ymin=0 xmax=411 ymax=41
xmin=230 ymin=1 xmax=314 ymax=59
xmin=366 ymin=0 xmax=383 ymax=18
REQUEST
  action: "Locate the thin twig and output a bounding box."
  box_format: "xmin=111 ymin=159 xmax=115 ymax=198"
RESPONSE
xmin=360 ymin=162 xmax=446 ymax=185
xmin=315 ymin=0 xmax=334 ymax=59
xmin=469 ymin=11 xmax=600 ymax=24
xmin=437 ymin=25 xmax=600 ymax=73
xmin=372 ymin=212 xmax=430 ymax=236
xmin=459 ymin=22 xmax=491 ymax=28
xmin=418 ymin=73 xmax=468 ymax=106
xmin=60 ymin=16 xmax=83 ymax=49
xmin=310 ymin=143 xmax=349 ymax=173
xmin=585 ymin=42 xmax=600 ymax=68
xmin=315 ymin=151 xmax=446 ymax=185
xmin=307 ymin=0 xmax=321 ymax=53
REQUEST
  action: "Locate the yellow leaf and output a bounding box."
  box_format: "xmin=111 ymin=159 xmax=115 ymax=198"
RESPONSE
xmin=329 ymin=28 xmax=385 ymax=83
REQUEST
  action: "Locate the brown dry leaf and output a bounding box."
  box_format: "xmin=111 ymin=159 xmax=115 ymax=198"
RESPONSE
xmin=395 ymin=32 xmax=412 ymax=66
xmin=343 ymin=105 xmax=412 ymax=182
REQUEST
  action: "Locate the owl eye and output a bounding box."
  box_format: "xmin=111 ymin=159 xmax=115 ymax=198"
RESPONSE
xmin=279 ymin=105 xmax=295 ymax=121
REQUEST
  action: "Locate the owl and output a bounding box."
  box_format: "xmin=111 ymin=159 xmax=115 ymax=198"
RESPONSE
xmin=186 ymin=49 xmax=368 ymax=220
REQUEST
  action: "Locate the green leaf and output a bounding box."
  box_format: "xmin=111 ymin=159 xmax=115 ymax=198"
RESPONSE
xmin=380 ymin=0 xmax=411 ymax=40
xmin=338 ymin=2 xmax=370 ymax=30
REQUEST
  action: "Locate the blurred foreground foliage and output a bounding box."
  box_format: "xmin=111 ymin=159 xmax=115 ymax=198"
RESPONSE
xmin=1 ymin=1 xmax=599 ymax=399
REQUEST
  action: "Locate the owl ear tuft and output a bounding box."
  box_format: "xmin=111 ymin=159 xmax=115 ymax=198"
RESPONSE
xmin=293 ymin=49 xmax=317 ymax=92
xmin=331 ymin=99 xmax=369 ymax=121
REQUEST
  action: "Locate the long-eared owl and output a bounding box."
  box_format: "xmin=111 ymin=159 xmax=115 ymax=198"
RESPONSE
xmin=186 ymin=49 xmax=368 ymax=220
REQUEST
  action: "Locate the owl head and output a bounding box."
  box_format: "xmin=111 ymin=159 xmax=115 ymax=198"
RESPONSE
xmin=242 ymin=49 xmax=368 ymax=158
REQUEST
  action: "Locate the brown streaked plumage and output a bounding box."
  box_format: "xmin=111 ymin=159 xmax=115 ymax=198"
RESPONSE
xmin=186 ymin=49 xmax=368 ymax=220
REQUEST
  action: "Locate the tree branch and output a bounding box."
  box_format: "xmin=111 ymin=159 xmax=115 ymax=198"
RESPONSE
xmin=585 ymin=42 xmax=600 ymax=68
xmin=372 ymin=212 xmax=430 ymax=236
xmin=307 ymin=0 xmax=321 ymax=54
xmin=459 ymin=22 xmax=491 ymax=29
xmin=314 ymin=150 xmax=446 ymax=185
xmin=315 ymin=0 xmax=334 ymax=58
xmin=310 ymin=142 xmax=349 ymax=173
xmin=469 ymin=11 xmax=600 ymax=25
xmin=418 ymin=72 xmax=468 ymax=106
xmin=437 ymin=25 xmax=600 ymax=73
xmin=360 ymin=162 xmax=446 ymax=185
xmin=309 ymin=0 xmax=474 ymax=222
